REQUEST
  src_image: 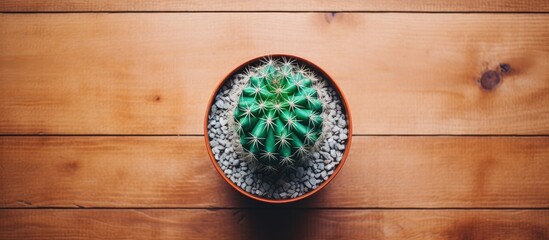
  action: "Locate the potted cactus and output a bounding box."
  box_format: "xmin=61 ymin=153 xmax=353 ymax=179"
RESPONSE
xmin=205 ymin=55 xmax=352 ymax=203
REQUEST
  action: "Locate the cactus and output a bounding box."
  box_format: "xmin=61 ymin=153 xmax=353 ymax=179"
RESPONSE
xmin=233 ymin=58 xmax=324 ymax=171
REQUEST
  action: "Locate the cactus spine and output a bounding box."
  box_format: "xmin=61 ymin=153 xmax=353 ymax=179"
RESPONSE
xmin=233 ymin=57 xmax=323 ymax=171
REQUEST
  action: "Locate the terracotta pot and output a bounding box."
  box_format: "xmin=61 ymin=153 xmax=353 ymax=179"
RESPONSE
xmin=204 ymin=54 xmax=352 ymax=203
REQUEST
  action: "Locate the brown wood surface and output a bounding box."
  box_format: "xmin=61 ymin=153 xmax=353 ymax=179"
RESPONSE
xmin=1 ymin=209 xmax=548 ymax=240
xmin=1 ymin=2 xmax=549 ymax=239
xmin=1 ymin=136 xmax=547 ymax=208
xmin=1 ymin=13 xmax=549 ymax=135
xmin=1 ymin=0 xmax=549 ymax=12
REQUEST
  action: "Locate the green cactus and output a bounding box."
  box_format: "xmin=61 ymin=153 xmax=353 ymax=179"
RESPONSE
xmin=233 ymin=58 xmax=324 ymax=171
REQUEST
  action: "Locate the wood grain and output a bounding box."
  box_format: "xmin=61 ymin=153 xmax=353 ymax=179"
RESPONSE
xmin=1 ymin=0 xmax=549 ymax=12
xmin=0 ymin=209 xmax=547 ymax=239
xmin=1 ymin=14 xmax=549 ymax=135
xmin=1 ymin=136 xmax=547 ymax=208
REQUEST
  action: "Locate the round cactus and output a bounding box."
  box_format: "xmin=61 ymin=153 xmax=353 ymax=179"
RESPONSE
xmin=233 ymin=58 xmax=324 ymax=171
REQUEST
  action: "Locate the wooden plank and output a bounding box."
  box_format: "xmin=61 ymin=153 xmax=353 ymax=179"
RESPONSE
xmin=1 ymin=14 xmax=548 ymax=135
xmin=1 ymin=136 xmax=547 ymax=208
xmin=1 ymin=0 xmax=549 ymax=12
xmin=0 ymin=209 xmax=547 ymax=239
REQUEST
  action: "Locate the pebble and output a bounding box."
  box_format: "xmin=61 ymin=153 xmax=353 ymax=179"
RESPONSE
xmin=337 ymin=118 xmax=346 ymax=128
xmin=328 ymin=138 xmax=335 ymax=148
xmin=215 ymin=100 xmax=224 ymax=109
xmin=296 ymin=167 xmax=304 ymax=178
xmin=321 ymin=145 xmax=330 ymax=152
xmin=245 ymin=178 xmax=253 ymax=185
xmin=262 ymin=182 xmax=270 ymax=191
xmin=283 ymin=182 xmax=291 ymax=191
xmin=318 ymin=163 xmax=325 ymax=170
xmin=313 ymin=152 xmax=320 ymax=159
xmin=219 ymin=117 xmax=228 ymax=126
xmin=320 ymin=152 xmax=332 ymax=161
xmin=321 ymin=171 xmax=327 ymax=178
xmin=221 ymin=139 xmax=231 ymax=147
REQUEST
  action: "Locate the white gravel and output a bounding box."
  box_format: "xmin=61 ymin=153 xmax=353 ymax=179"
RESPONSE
xmin=207 ymin=60 xmax=349 ymax=200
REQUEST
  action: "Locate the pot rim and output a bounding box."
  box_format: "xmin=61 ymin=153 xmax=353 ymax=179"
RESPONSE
xmin=203 ymin=54 xmax=353 ymax=203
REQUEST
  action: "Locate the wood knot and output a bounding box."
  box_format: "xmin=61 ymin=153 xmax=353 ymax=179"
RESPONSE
xmin=62 ymin=161 xmax=80 ymax=172
xmin=499 ymin=63 xmax=511 ymax=73
xmin=479 ymin=70 xmax=500 ymax=90
xmin=324 ymin=12 xmax=337 ymax=23
xmin=154 ymin=95 xmax=161 ymax=102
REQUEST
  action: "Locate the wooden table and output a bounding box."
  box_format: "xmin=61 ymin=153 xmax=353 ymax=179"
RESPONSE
xmin=1 ymin=1 xmax=549 ymax=239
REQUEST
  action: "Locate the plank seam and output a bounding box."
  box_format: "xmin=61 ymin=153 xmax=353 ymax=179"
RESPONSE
xmin=0 ymin=134 xmax=547 ymax=137
xmin=1 ymin=207 xmax=549 ymax=210
xmin=2 ymin=11 xmax=549 ymax=14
